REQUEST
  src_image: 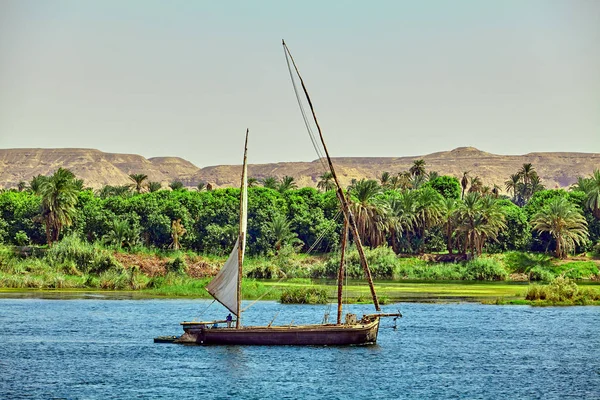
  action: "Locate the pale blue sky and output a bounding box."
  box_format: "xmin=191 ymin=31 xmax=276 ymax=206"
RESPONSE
xmin=1 ymin=0 xmax=598 ymax=167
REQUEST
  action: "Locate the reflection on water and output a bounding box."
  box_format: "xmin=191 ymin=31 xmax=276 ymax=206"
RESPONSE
xmin=0 ymin=298 xmax=599 ymax=399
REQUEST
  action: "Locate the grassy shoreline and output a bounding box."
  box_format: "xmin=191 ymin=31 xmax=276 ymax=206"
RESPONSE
xmin=1 ymin=241 xmax=599 ymax=306
xmin=2 ymin=279 xmax=599 ymax=306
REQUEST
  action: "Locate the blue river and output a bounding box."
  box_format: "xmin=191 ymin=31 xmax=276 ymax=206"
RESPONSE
xmin=1 ymin=297 xmax=599 ymax=399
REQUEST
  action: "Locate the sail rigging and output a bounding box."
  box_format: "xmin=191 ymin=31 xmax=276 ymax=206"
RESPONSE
xmin=206 ymin=130 xmax=249 ymax=320
xmin=282 ymin=40 xmax=381 ymax=311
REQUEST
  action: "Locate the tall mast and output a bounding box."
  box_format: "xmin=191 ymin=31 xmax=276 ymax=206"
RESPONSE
xmin=337 ymin=215 xmax=349 ymax=324
xmin=283 ymin=40 xmax=380 ymax=311
xmin=236 ymin=129 xmax=249 ymax=328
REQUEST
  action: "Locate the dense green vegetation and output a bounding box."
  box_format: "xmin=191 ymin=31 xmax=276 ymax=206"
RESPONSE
xmin=1 ymin=163 xmax=600 ymax=304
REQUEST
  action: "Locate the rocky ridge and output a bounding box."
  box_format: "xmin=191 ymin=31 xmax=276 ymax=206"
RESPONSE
xmin=0 ymin=147 xmax=598 ymax=192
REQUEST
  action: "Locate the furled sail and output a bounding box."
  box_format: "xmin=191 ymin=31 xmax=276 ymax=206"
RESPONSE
xmin=205 ymin=132 xmax=248 ymax=317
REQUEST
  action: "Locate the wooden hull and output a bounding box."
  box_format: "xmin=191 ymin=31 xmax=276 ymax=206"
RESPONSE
xmin=175 ymin=318 xmax=380 ymax=346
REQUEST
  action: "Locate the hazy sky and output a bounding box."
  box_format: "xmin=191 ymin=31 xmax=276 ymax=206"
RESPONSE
xmin=1 ymin=0 xmax=599 ymax=167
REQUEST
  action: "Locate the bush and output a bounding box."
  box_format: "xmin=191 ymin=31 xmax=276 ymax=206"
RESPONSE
xmin=591 ymin=242 xmax=600 ymax=258
xmin=45 ymin=234 xmax=122 ymax=274
xmin=280 ymin=287 xmax=328 ymax=304
xmin=552 ymin=261 xmax=599 ymax=280
xmin=464 ymin=258 xmax=508 ymax=281
xmin=526 ymin=276 xmax=600 ymax=304
xmin=14 ymin=231 xmax=29 ymax=246
xmin=165 ymin=256 xmax=187 ymax=274
xmin=528 ymin=266 xmax=555 ymax=282
xmin=246 ymin=264 xmax=283 ymax=279
xmin=322 ymin=246 xmax=396 ymax=279
xmin=504 ymin=251 xmax=552 ymax=274
xmin=394 ymin=259 xmax=467 ymax=280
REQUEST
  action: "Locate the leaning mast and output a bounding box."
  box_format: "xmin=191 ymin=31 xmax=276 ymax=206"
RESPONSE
xmin=282 ymin=40 xmax=380 ymax=311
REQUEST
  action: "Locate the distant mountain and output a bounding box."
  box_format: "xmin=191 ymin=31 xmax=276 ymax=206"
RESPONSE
xmin=1 ymin=147 xmax=598 ymax=192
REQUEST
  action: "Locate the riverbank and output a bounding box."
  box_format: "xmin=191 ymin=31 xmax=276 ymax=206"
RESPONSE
xmin=2 ymin=279 xmax=599 ymax=306
xmin=1 ymin=241 xmax=599 ymax=305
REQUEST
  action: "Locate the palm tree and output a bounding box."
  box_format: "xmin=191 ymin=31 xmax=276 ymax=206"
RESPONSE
xmin=317 ymin=172 xmax=335 ymax=192
xmin=529 ymin=174 xmax=545 ymax=197
xmin=455 ymin=193 xmax=506 ymax=257
xmin=531 ymin=197 xmax=588 ymax=258
xmin=427 ymin=171 xmax=440 ymax=182
xmin=169 ymin=181 xmax=184 ymax=191
xmin=148 ymin=182 xmax=162 ymax=192
xmin=468 ymin=176 xmax=483 ymax=193
xmin=379 ymin=172 xmax=391 ymax=188
xmin=30 ymin=175 xmax=48 ymax=195
xmin=247 ymin=177 xmax=259 ymax=188
xmin=348 ymin=179 xmax=388 ymax=247
xmin=262 ymin=176 xmax=278 ymax=190
xmin=571 ymin=176 xmax=594 ymax=194
xmin=440 ymin=197 xmax=459 ymax=254
xmin=410 ymin=159 xmax=426 ymax=177
xmin=385 ymin=190 xmax=418 ymax=253
xmin=397 ymin=171 xmax=413 ymax=190
xmin=519 ymin=163 xmax=535 ymax=186
xmin=414 ymin=187 xmax=444 ymax=252
xmin=571 ymin=170 xmax=600 ymax=219
xmin=278 ymin=176 xmax=297 ymax=193
xmin=461 ymin=171 xmax=470 ymax=200
xmin=505 ymin=173 xmax=520 ymax=202
xmin=456 ymin=192 xmax=480 ymax=256
xmin=583 ymin=170 xmax=600 ymax=218
xmin=103 ymin=219 xmax=131 ymax=249
xmin=73 ymin=179 xmax=85 ymax=191
xmin=265 ymin=214 xmax=301 ymax=254
xmin=129 ymin=174 xmax=148 ymax=193
xmin=17 ymin=181 xmax=27 ymax=192
xmin=409 ymin=174 xmax=426 ymax=190
xmin=474 ymin=195 xmax=507 ymax=255
xmin=39 ymin=168 xmax=79 ymax=245
xmin=196 ymin=181 xmax=207 ymax=191
xmin=491 ymin=184 xmax=501 ymax=198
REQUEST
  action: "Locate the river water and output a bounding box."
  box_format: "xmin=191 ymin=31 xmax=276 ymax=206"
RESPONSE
xmin=1 ymin=297 xmax=599 ymax=399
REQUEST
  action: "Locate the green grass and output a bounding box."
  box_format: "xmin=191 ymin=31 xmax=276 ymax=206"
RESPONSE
xmin=262 ymin=279 xmax=529 ymax=302
xmin=2 ymin=242 xmax=600 ymax=305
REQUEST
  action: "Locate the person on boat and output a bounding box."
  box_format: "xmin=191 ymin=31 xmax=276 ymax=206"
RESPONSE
xmin=226 ymin=313 xmax=233 ymax=328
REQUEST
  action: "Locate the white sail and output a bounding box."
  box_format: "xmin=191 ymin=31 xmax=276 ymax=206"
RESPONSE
xmin=205 ymin=132 xmax=248 ymax=317
xmin=206 ymin=237 xmax=243 ymax=315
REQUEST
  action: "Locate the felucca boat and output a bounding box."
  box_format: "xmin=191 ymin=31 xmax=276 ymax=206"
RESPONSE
xmin=173 ymin=42 xmax=400 ymax=346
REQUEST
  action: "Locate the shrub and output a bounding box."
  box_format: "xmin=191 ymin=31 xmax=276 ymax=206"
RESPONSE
xmin=504 ymin=251 xmax=552 ymax=274
xmin=553 ymin=261 xmax=599 ymax=280
xmin=280 ymin=287 xmax=328 ymax=304
xmin=464 ymin=258 xmax=508 ymax=281
xmin=322 ymin=246 xmax=396 ymax=279
xmin=46 ymin=234 xmax=122 ymax=274
xmin=528 ymin=266 xmax=555 ymax=282
xmin=165 ymin=256 xmax=187 ymax=274
xmin=14 ymin=231 xmax=29 ymax=246
xmin=525 ymin=275 xmax=600 ymax=304
xmin=246 ymin=264 xmax=283 ymax=279
xmin=592 ymin=242 xmax=600 ymax=258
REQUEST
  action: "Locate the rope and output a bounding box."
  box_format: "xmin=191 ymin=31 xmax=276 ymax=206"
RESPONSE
xmin=305 ymin=209 xmax=342 ymax=254
xmin=241 ymin=276 xmax=287 ymax=312
xmin=193 ymin=299 xmax=215 ymax=321
xmin=283 ymin=45 xmax=329 ymax=174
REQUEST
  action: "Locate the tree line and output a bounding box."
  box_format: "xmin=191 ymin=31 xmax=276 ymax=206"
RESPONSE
xmin=1 ymin=162 xmax=599 ymax=259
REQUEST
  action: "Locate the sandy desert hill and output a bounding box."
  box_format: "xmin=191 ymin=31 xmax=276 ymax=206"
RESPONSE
xmin=0 ymin=147 xmax=598 ymax=192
